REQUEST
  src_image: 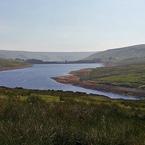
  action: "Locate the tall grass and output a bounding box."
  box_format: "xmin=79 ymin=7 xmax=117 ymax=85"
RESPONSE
xmin=0 ymin=91 xmax=145 ymax=145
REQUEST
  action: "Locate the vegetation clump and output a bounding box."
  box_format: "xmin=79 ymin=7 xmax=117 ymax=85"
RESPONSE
xmin=0 ymin=87 xmax=145 ymax=145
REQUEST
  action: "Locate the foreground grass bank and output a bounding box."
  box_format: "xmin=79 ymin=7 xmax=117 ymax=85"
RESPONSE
xmin=0 ymin=87 xmax=145 ymax=145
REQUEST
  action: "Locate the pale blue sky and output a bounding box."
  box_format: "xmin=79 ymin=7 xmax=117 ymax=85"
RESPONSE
xmin=0 ymin=0 xmax=145 ymax=52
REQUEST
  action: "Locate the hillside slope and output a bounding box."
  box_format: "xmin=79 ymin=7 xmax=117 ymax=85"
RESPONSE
xmin=84 ymin=44 xmax=145 ymax=65
xmin=0 ymin=50 xmax=95 ymax=62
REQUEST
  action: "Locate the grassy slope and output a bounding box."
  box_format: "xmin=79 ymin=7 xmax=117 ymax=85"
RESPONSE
xmin=0 ymin=58 xmax=31 ymax=70
xmin=77 ymin=64 xmax=145 ymax=88
xmin=59 ymin=64 xmax=145 ymax=97
xmin=83 ymin=44 xmax=145 ymax=65
xmin=0 ymin=87 xmax=145 ymax=145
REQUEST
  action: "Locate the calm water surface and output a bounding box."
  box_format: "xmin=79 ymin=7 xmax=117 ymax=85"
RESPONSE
xmin=0 ymin=64 xmax=139 ymax=100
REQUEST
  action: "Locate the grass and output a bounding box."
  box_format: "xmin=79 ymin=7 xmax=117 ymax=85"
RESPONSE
xmin=75 ymin=64 xmax=145 ymax=89
xmin=0 ymin=58 xmax=30 ymax=69
xmin=0 ymin=87 xmax=145 ymax=145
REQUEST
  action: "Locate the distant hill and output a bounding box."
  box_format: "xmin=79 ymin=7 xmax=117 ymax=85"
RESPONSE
xmin=0 ymin=50 xmax=95 ymax=62
xmin=83 ymin=44 xmax=145 ymax=65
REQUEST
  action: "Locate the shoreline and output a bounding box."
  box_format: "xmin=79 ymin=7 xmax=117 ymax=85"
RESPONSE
xmin=1 ymin=63 xmax=145 ymax=98
xmin=0 ymin=65 xmax=32 ymax=72
xmin=53 ymin=69 xmax=145 ymax=98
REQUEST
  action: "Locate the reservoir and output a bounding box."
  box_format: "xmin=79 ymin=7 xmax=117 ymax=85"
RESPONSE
xmin=0 ymin=63 xmax=138 ymax=100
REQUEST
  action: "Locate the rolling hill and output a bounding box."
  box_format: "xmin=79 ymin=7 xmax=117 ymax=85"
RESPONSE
xmin=0 ymin=50 xmax=95 ymax=62
xmin=83 ymin=44 xmax=145 ymax=65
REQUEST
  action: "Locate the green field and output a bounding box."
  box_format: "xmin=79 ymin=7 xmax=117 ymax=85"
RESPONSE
xmin=73 ymin=64 xmax=145 ymax=89
xmin=0 ymin=87 xmax=145 ymax=145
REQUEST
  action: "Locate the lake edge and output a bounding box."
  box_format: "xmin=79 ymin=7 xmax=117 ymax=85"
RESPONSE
xmin=53 ymin=68 xmax=145 ymax=99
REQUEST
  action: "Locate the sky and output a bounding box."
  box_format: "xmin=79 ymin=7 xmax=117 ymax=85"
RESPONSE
xmin=0 ymin=0 xmax=145 ymax=52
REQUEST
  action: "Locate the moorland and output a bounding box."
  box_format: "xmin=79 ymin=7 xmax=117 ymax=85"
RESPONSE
xmin=1 ymin=44 xmax=145 ymax=144
xmin=0 ymin=87 xmax=145 ymax=145
xmin=54 ymin=64 xmax=145 ymax=97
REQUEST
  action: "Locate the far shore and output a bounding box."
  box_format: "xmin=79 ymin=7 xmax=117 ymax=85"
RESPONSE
xmin=52 ymin=68 xmax=145 ymax=98
xmin=0 ymin=65 xmax=32 ymax=72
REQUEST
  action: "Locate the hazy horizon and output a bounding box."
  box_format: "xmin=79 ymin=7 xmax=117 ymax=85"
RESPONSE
xmin=1 ymin=0 xmax=145 ymax=52
xmin=0 ymin=44 xmax=145 ymax=53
